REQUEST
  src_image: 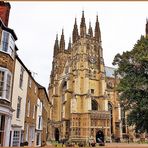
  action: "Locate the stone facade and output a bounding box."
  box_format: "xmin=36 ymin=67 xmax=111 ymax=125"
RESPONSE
xmin=48 ymin=12 xmax=122 ymax=144
xmin=24 ymin=75 xmax=38 ymax=146
xmin=24 ymin=74 xmax=51 ymax=146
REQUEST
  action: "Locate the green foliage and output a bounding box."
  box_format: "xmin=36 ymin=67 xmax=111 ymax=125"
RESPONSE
xmin=113 ymin=35 xmax=148 ymax=133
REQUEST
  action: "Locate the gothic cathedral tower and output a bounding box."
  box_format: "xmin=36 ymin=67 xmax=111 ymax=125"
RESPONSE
xmin=48 ymin=12 xmax=121 ymax=144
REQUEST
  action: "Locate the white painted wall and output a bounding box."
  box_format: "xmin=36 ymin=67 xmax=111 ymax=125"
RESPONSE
xmin=11 ymin=59 xmax=28 ymax=129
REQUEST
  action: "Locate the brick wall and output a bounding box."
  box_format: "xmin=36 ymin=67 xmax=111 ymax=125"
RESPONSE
xmin=0 ymin=1 xmax=11 ymax=27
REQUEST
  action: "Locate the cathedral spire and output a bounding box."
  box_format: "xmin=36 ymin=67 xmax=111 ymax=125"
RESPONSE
xmin=88 ymin=21 xmax=93 ymax=37
xmin=80 ymin=11 xmax=86 ymax=38
xmin=146 ymin=18 xmax=148 ymax=36
xmin=68 ymin=37 xmax=71 ymax=50
xmin=72 ymin=18 xmax=79 ymax=43
xmin=53 ymin=34 xmax=59 ymax=57
xmin=60 ymin=29 xmax=65 ymax=51
xmin=95 ymin=15 xmax=101 ymax=42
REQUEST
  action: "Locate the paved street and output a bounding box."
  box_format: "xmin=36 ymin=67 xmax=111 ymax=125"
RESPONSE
xmin=2 ymin=143 xmax=148 ymax=148
xmin=44 ymin=143 xmax=148 ymax=148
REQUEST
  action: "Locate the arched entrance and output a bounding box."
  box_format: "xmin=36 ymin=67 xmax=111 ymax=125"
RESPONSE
xmin=96 ymin=130 xmax=104 ymax=143
xmin=54 ymin=128 xmax=59 ymax=142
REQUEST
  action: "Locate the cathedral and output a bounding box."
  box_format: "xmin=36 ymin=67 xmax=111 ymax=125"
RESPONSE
xmin=48 ymin=11 xmax=122 ymax=144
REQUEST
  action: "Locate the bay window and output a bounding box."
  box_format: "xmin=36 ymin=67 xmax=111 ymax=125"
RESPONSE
xmin=2 ymin=31 xmax=9 ymax=52
xmin=0 ymin=30 xmax=15 ymax=57
xmin=0 ymin=67 xmax=12 ymax=101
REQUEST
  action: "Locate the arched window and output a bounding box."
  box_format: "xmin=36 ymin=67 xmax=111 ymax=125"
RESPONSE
xmin=108 ymin=102 xmax=113 ymax=134
xmin=62 ymin=81 xmax=67 ymax=91
xmin=92 ymin=100 xmax=98 ymax=110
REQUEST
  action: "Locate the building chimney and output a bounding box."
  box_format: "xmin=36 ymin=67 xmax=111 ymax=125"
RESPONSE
xmin=0 ymin=1 xmax=11 ymax=27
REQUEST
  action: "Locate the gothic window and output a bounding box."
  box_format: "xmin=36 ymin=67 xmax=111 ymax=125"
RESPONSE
xmin=91 ymin=99 xmax=98 ymax=110
xmin=108 ymin=102 xmax=113 ymax=133
xmin=62 ymin=81 xmax=67 ymax=91
xmin=61 ymin=81 xmax=67 ymax=103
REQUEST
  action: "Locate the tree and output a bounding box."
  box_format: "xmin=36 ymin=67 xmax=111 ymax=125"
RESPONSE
xmin=112 ymin=35 xmax=148 ymax=133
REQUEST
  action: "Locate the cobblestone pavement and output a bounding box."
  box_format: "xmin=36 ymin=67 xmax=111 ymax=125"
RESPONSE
xmin=45 ymin=143 xmax=148 ymax=148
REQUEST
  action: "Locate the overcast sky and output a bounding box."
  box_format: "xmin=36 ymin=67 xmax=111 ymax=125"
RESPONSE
xmin=9 ymin=1 xmax=148 ymax=89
